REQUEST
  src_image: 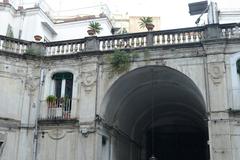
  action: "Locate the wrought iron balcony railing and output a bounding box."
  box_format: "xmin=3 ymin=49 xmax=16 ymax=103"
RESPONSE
xmin=1 ymin=23 xmax=240 ymax=56
xmin=39 ymin=98 xmax=78 ymax=121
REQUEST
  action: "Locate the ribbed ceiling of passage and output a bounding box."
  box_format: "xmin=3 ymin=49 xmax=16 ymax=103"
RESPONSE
xmin=101 ymin=66 xmax=207 ymax=141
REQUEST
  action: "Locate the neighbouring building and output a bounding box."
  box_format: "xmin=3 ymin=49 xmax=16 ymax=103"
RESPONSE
xmin=111 ymin=13 xmax=161 ymax=33
xmin=0 ymin=0 xmax=113 ymax=41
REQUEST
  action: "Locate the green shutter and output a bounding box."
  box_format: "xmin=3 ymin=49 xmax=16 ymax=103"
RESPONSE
xmin=237 ymin=59 xmax=240 ymax=74
xmin=52 ymin=72 xmax=73 ymax=80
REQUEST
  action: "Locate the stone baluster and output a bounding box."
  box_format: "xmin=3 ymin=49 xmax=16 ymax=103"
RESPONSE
xmin=177 ymin=33 xmax=181 ymax=43
xmin=61 ymin=44 xmax=65 ymax=54
xmin=136 ymin=38 xmax=140 ymax=47
xmin=187 ymin=32 xmax=191 ymax=42
xmin=172 ymin=34 xmax=176 ymax=44
xmin=141 ymin=37 xmax=144 ymax=46
xmin=131 ymin=37 xmax=135 ymax=47
xmin=193 ymin=32 xmax=197 ymax=41
xmin=66 ymin=43 xmax=70 ymax=53
xmin=198 ymin=32 xmax=203 ymax=40
xmin=70 ymin=43 xmax=74 ymax=52
xmin=102 ymin=40 xmax=106 ymax=50
xmin=106 ymin=40 xmax=111 ymax=49
xmin=182 ymin=33 xmax=186 ymax=42
xmin=74 ymin=43 xmax=78 ymax=52
xmin=57 ymin=45 xmax=60 ymax=53
xmin=166 ymin=34 xmax=170 ymax=44
xmin=156 ymin=35 xmax=160 ymax=44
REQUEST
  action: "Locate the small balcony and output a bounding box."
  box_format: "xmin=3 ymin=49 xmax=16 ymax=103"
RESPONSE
xmin=39 ymin=98 xmax=78 ymax=123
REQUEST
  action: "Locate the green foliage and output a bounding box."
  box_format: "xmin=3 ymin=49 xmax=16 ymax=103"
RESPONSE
xmin=46 ymin=95 xmax=57 ymax=103
xmin=139 ymin=17 xmax=153 ymax=29
xmin=88 ymin=21 xmax=103 ymax=34
xmin=108 ymin=50 xmax=131 ymax=75
xmin=108 ymin=50 xmax=140 ymax=76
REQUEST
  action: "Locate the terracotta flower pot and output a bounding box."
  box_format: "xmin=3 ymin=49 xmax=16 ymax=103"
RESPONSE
xmin=146 ymin=24 xmax=155 ymax=31
xmin=34 ymin=35 xmax=42 ymax=41
xmin=87 ymin=29 xmax=96 ymax=36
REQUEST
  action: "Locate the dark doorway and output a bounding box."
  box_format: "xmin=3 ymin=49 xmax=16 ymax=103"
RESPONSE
xmin=146 ymin=125 xmax=209 ymax=160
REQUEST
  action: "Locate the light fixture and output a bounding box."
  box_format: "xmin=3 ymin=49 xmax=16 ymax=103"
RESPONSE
xmin=188 ymin=1 xmax=219 ymax=25
xmin=148 ymin=68 xmax=158 ymax=160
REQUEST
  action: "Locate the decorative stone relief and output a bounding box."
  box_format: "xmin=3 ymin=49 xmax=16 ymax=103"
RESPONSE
xmin=48 ymin=129 xmax=66 ymax=140
xmin=81 ymin=70 xmax=96 ymax=93
xmin=209 ymin=64 xmax=225 ymax=86
xmin=25 ymin=75 xmax=39 ymax=94
xmin=0 ymin=132 xmax=7 ymax=157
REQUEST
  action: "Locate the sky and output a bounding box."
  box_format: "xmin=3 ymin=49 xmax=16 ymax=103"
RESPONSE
xmin=20 ymin=0 xmax=240 ymax=29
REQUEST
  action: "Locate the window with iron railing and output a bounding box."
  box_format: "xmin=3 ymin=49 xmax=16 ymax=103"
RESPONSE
xmin=47 ymin=72 xmax=73 ymax=119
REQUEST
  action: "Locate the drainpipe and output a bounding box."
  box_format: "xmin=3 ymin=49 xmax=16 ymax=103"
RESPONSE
xmin=33 ymin=58 xmax=45 ymax=160
xmin=93 ymin=56 xmax=100 ymax=160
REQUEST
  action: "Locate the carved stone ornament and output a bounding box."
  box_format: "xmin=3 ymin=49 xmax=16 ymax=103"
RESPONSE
xmin=48 ymin=129 xmax=66 ymax=140
xmin=81 ymin=70 xmax=96 ymax=93
xmin=209 ymin=64 xmax=225 ymax=86
xmin=25 ymin=76 xmax=38 ymax=94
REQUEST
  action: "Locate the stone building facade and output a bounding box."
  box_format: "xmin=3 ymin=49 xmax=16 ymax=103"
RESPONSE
xmin=0 ymin=23 xmax=240 ymax=160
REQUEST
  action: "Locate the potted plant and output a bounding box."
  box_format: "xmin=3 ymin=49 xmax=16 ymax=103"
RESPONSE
xmin=139 ymin=17 xmax=154 ymax=31
xmin=87 ymin=21 xmax=102 ymax=36
xmin=46 ymin=95 xmax=57 ymax=108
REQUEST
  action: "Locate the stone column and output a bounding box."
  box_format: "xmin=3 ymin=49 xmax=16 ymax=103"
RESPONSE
xmin=207 ymin=55 xmax=233 ymax=160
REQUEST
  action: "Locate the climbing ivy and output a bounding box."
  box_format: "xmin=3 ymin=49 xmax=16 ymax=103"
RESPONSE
xmin=108 ymin=50 xmax=131 ymax=75
xmin=108 ymin=50 xmax=139 ymax=76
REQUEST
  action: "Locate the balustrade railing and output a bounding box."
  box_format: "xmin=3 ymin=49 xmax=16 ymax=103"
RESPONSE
xmin=1 ymin=23 xmax=240 ymax=56
xmin=45 ymin=39 xmax=85 ymax=56
xmin=98 ymin=32 xmax=148 ymax=50
xmin=0 ymin=35 xmax=30 ymax=54
xmin=219 ymin=23 xmax=240 ymax=38
xmin=153 ymin=26 xmax=205 ymax=45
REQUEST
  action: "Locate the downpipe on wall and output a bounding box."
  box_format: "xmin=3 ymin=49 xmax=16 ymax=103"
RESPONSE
xmin=33 ymin=63 xmax=45 ymax=160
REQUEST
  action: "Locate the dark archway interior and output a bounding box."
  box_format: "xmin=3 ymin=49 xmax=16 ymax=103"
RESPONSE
xmin=102 ymin=66 xmax=209 ymax=160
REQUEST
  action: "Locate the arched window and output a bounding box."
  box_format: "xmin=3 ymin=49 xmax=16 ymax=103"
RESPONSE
xmin=49 ymin=72 xmax=73 ymax=119
xmin=52 ymin=72 xmax=73 ymax=98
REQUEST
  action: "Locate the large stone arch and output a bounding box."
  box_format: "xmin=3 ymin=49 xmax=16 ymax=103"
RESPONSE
xmin=100 ymin=65 xmax=209 ymax=160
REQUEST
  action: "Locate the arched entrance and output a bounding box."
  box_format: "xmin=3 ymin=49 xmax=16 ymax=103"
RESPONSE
xmin=101 ymin=66 xmax=209 ymax=160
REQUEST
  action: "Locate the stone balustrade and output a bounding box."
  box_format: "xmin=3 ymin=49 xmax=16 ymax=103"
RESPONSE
xmin=0 ymin=35 xmax=30 ymax=54
xmin=0 ymin=23 xmax=240 ymax=56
